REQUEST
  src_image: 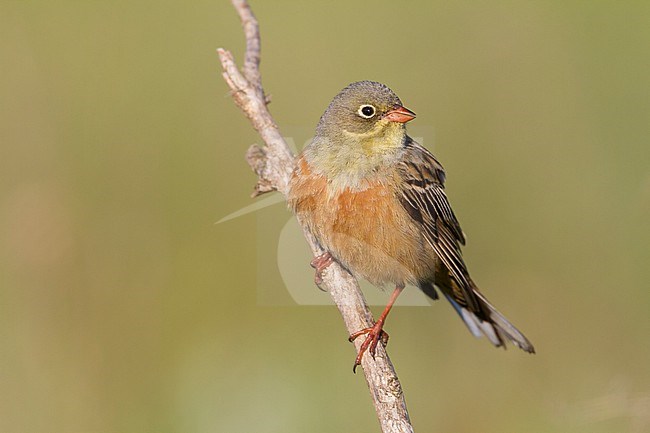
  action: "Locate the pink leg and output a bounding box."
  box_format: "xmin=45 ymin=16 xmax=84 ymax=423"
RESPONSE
xmin=349 ymin=285 xmax=404 ymax=373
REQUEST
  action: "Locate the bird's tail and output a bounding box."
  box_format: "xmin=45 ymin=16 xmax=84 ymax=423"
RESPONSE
xmin=433 ymin=281 xmax=535 ymax=354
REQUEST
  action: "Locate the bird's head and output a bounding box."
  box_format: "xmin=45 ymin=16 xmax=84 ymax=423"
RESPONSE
xmin=316 ymin=81 xmax=416 ymax=146
xmin=305 ymin=81 xmax=415 ymax=188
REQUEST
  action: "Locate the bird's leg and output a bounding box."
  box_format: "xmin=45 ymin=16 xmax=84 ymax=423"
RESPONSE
xmin=310 ymin=252 xmax=334 ymax=286
xmin=349 ymin=284 xmax=405 ymax=373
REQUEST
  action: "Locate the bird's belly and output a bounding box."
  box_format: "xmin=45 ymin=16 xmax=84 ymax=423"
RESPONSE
xmin=292 ymin=180 xmax=435 ymax=286
xmin=328 ymin=185 xmax=429 ymax=285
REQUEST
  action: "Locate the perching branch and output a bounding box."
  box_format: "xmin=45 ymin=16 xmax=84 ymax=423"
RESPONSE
xmin=217 ymin=1 xmax=414 ymax=432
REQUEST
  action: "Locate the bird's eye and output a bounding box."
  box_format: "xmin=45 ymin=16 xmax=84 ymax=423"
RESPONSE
xmin=358 ymin=105 xmax=376 ymax=118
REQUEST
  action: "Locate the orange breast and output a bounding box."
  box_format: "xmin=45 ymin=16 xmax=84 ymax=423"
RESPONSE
xmin=288 ymin=157 xmax=436 ymax=286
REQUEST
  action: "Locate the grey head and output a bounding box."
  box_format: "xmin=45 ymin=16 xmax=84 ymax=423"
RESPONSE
xmin=316 ymin=81 xmax=415 ymax=136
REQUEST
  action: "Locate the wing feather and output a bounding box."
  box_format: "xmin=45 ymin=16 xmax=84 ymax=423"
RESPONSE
xmin=397 ymin=137 xmax=478 ymax=310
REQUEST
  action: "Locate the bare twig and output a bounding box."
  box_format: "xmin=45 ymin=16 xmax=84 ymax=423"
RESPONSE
xmin=217 ymin=1 xmax=414 ymax=432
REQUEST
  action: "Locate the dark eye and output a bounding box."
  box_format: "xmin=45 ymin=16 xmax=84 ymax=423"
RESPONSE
xmin=358 ymin=105 xmax=376 ymax=118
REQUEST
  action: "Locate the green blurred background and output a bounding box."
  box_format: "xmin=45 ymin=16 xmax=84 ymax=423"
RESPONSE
xmin=1 ymin=1 xmax=649 ymax=432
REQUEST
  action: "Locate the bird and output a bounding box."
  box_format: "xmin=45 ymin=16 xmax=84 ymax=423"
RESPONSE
xmin=287 ymin=80 xmax=534 ymax=372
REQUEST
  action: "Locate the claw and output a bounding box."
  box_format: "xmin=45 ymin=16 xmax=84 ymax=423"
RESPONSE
xmin=347 ymin=285 xmax=404 ymax=374
xmin=310 ymin=252 xmax=334 ymax=286
xmin=349 ymin=320 xmax=389 ymax=373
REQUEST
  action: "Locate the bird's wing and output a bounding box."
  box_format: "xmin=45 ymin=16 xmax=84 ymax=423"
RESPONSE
xmin=396 ymin=137 xmax=478 ymax=310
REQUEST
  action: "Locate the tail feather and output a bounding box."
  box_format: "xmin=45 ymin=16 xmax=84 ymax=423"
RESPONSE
xmin=436 ymin=283 xmax=535 ymax=354
xmin=441 ymin=291 xmax=506 ymax=347
xmin=472 ymin=290 xmax=535 ymax=353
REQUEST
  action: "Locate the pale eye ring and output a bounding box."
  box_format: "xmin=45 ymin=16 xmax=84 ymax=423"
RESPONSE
xmin=358 ymin=104 xmax=376 ymax=118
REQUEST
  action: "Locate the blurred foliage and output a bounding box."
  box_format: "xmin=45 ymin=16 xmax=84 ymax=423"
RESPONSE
xmin=1 ymin=1 xmax=649 ymax=432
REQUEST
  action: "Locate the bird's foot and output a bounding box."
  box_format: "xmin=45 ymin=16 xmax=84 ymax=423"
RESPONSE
xmin=348 ymin=320 xmax=390 ymax=373
xmin=310 ymin=252 xmax=334 ymax=287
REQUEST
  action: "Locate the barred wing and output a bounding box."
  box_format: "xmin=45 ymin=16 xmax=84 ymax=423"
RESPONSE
xmin=397 ymin=138 xmax=478 ymax=311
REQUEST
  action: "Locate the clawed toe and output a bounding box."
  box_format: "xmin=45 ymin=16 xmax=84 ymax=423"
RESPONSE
xmin=349 ymin=321 xmax=389 ymax=373
xmin=310 ymin=252 xmax=334 ymax=286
